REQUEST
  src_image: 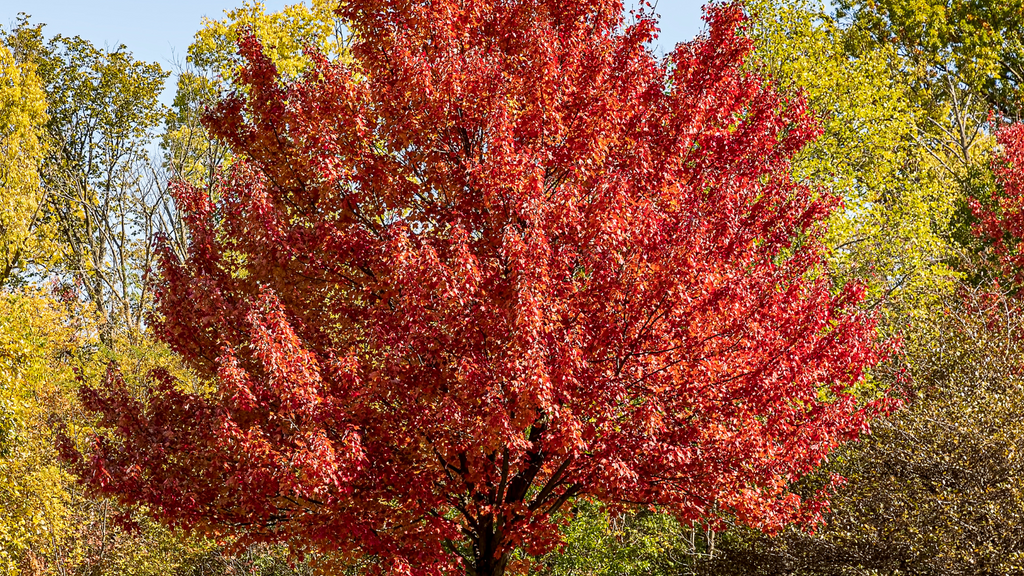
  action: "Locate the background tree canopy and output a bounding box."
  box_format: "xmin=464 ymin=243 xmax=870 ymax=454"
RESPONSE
xmin=4 ymin=0 xmax=1024 ymax=575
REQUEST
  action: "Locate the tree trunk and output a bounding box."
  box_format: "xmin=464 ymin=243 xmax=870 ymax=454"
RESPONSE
xmin=471 ymin=515 xmax=510 ymax=576
xmin=471 ymin=550 xmax=510 ymax=576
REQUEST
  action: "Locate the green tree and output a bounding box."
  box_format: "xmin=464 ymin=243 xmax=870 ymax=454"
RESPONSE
xmin=535 ymin=502 xmax=715 ymax=576
xmin=835 ymin=0 xmax=1014 ymax=248
xmin=836 ymin=0 xmax=1024 ymax=118
xmin=750 ymin=0 xmax=958 ymax=321
xmin=2 ymin=17 xmax=170 ymax=343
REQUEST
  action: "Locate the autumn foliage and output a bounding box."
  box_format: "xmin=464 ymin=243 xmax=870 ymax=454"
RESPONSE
xmin=62 ymin=2 xmax=883 ymax=575
xmin=973 ymin=123 xmax=1024 ymax=285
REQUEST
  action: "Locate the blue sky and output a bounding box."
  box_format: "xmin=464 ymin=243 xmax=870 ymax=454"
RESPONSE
xmin=4 ymin=0 xmax=707 ymax=98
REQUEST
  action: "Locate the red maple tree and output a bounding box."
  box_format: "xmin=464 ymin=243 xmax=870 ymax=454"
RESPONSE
xmin=62 ymin=2 xmax=884 ymax=575
xmin=974 ymin=122 xmax=1024 ymax=284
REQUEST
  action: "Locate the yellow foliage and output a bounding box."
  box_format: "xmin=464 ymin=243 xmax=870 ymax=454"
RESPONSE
xmin=0 ymin=43 xmax=49 ymax=285
xmin=0 ymin=291 xmax=83 ymax=574
xmin=750 ymin=0 xmax=960 ymax=319
xmin=165 ymin=1 xmax=350 ymax=190
xmin=0 ymin=291 xmax=216 ymax=576
xmin=188 ymin=0 xmax=348 ymax=80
